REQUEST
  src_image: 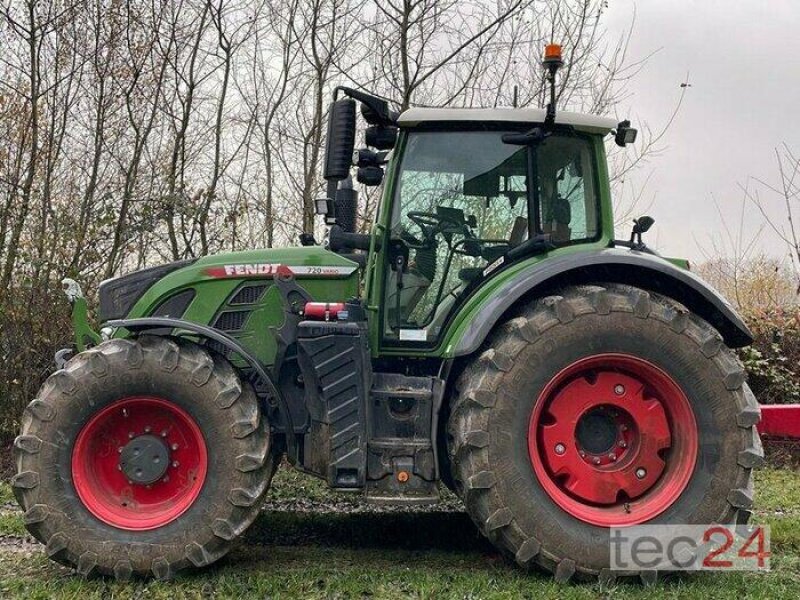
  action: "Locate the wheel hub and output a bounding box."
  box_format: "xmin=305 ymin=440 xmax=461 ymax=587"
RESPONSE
xmin=528 ymin=354 xmax=698 ymax=526
xmin=119 ymin=434 xmax=170 ymax=485
xmin=575 ymin=407 xmax=618 ymax=455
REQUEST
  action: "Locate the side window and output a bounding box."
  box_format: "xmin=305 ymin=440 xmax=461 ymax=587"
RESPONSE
xmin=537 ymin=136 xmax=598 ymax=243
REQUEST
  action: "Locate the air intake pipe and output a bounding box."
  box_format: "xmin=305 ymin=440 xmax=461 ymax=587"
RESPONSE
xmin=334 ymin=177 xmax=358 ymax=234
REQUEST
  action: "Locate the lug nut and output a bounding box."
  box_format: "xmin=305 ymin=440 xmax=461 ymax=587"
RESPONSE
xmin=172 ymin=460 xmax=179 ymax=468
xmin=161 ymin=431 xmax=168 ymax=438
xmin=128 ymin=432 xmax=134 ymax=439
xmin=554 ymin=443 xmax=566 ymax=455
xmin=144 ymin=426 xmax=152 ymax=433
xmin=118 ymin=446 xmax=123 ymax=453
xmin=614 ymin=384 xmax=625 ymax=396
xmin=163 ymin=475 xmax=169 ymax=483
xmin=608 ymin=453 xmax=617 ymax=461
xmin=122 ymin=408 xmax=129 ymax=418
xmin=620 ymin=425 xmax=628 ymax=432
xmin=579 ymin=451 xmax=586 ymax=458
xmin=593 ymin=457 xmax=602 ymax=465
xmin=171 ymin=443 xmax=179 ymax=451
xmin=618 ymin=441 xmax=627 ymax=448
xmin=635 ymin=468 xmax=647 ymax=479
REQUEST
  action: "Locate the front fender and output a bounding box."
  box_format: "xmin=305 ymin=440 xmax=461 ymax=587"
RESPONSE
xmin=107 ymin=317 xmax=297 ymax=462
xmin=448 ymin=248 xmax=753 ymax=357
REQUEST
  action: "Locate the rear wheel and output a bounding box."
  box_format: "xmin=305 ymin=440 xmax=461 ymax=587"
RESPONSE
xmin=447 ymin=285 xmax=763 ymax=582
xmin=12 ymin=336 xmax=275 ymax=579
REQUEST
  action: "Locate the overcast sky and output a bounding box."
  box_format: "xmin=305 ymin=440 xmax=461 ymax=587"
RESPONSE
xmin=602 ymin=0 xmax=799 ymax=262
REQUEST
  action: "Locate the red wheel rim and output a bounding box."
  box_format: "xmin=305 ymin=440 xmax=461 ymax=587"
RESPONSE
xmin=528 ymin=354 xmax=698 ymax=527
xmin=72 ymin=397 xmax=208 ymax=530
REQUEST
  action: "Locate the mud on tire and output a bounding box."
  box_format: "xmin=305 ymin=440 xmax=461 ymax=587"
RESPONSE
xmin=447 ymin=285 xmax=763 ymax=583
xmin=12 ymin=336 xmax=275 ymax=580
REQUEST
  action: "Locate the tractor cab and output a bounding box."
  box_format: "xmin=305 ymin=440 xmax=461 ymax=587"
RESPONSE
xmin=378 ymin=109 xmax=615 ymax=345
xmin=320 ymin=92 xmax=621 ymax=350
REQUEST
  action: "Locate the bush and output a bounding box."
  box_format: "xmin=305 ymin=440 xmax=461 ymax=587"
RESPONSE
xmin=0 ymin=285 xmax=73 ymax=437
xmin=741 ymin=307 xmax=800 ymax=405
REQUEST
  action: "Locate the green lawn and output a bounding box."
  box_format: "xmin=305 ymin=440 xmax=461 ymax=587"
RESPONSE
xmin=0 ymin=467 xmax=798 ymax=599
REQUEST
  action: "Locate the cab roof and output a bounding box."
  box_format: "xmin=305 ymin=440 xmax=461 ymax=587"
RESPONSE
xmin=397 ymin=107 xmax=617 ymax=135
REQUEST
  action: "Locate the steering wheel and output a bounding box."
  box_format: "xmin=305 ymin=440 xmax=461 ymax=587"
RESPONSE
xmin=406 ymin=211 xmax=467 ymax=248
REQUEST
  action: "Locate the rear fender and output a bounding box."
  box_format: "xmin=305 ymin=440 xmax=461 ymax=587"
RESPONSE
xmin=449 ymin=248 xmax=753 ymax=357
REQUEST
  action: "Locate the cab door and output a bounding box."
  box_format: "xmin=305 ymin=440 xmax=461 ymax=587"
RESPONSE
xmin=371 ymin=127 xmax=602 ymax=353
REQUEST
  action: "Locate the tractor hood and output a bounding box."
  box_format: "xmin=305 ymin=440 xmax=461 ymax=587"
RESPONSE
xmin=99 ymin=247 xmax=360 ymax=323
xmin=192 ymin=246 xmax=360 ymax=280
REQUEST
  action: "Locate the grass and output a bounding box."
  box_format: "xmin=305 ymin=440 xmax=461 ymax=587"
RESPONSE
xmin=0 ymin=466 xmax=798 ymax=599
xmin=0 ymin=481 xmax=13 ymax=504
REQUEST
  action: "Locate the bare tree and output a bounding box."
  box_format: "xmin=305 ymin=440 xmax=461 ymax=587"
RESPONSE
xmin=0 ymin=0 xmax=668 ymax=288
xmin=743 ymin=144 xmax=800 ymax=293
xmin=239 ymin=0 xmax=302 ymax=247
xmin=0 ymin=0 xmax=53 ymax=290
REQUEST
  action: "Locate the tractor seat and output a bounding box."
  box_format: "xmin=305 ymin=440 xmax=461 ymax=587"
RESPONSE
xmin=458 ymin=267 xmax=484 ymax=283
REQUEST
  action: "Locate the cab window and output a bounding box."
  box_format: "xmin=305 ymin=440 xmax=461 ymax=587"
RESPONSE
xmin=536 ymin=135 xmax=598 ymax=243
xmin=383 ymin=130 xmax=599 ymax=344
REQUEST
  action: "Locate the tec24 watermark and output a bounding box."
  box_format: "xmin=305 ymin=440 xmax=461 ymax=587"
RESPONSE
xmin=610 ymin=524 xmax=771 ymax=571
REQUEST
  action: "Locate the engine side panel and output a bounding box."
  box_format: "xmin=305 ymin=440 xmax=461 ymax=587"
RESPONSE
xmin=114 ymin=247 xmax=360 ymax=367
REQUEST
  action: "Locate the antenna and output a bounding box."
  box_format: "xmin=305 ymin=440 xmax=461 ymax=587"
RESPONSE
xmin=513 ymin=85 xmax=518 ymax=108
xmin=542 ymin=44 xmax=563 ymax=127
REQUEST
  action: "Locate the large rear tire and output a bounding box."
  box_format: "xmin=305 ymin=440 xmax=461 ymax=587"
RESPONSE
xmin=447 ymin=285 xmax=763 ymax=583
xmin=12 ymin=336 xmax=275 ymax=579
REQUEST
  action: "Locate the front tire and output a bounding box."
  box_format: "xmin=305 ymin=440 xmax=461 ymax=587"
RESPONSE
xmin=447 ymin=285 xmax=763 ymax=582
xmin=12 ymin=336 xmax=275 ymax=579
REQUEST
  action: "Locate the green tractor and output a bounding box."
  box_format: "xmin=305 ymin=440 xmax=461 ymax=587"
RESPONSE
xmin=13 ymin=46 xmax=762 ymax=582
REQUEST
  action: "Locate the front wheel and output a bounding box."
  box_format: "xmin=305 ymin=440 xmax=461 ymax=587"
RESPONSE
xmin=12 ymin=336 xmax=275 ymax=579
xmin=447 ymin=285 xmax=763 ymax=583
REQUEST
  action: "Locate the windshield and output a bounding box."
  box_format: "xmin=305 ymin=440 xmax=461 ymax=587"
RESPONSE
xmin=383 ymin=129 xmax=600 ymax=344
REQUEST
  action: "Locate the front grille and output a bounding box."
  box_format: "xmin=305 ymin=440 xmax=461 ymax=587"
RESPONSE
xmin=214 ymin=310 xmax=251 ymax=331
xmin=229 ymin=284 xmax=268 ymax=305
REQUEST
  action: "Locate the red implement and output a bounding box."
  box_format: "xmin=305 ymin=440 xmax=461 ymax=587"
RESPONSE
xmin=758 ymin=404 xmax=800 ymax=439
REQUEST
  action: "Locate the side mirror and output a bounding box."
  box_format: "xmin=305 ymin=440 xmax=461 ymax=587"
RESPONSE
xmin=323 ymin=98 xmax=357 ymax=181
xmin=633 ymin=215 xmax=655 ymax=235
xmin=629 ymin=215 xmax=655 ymax=248
xmin=614 ymin=120 xmax=638 ymax=147
xmin=365 ymin=125 xmax=398 ymax=150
